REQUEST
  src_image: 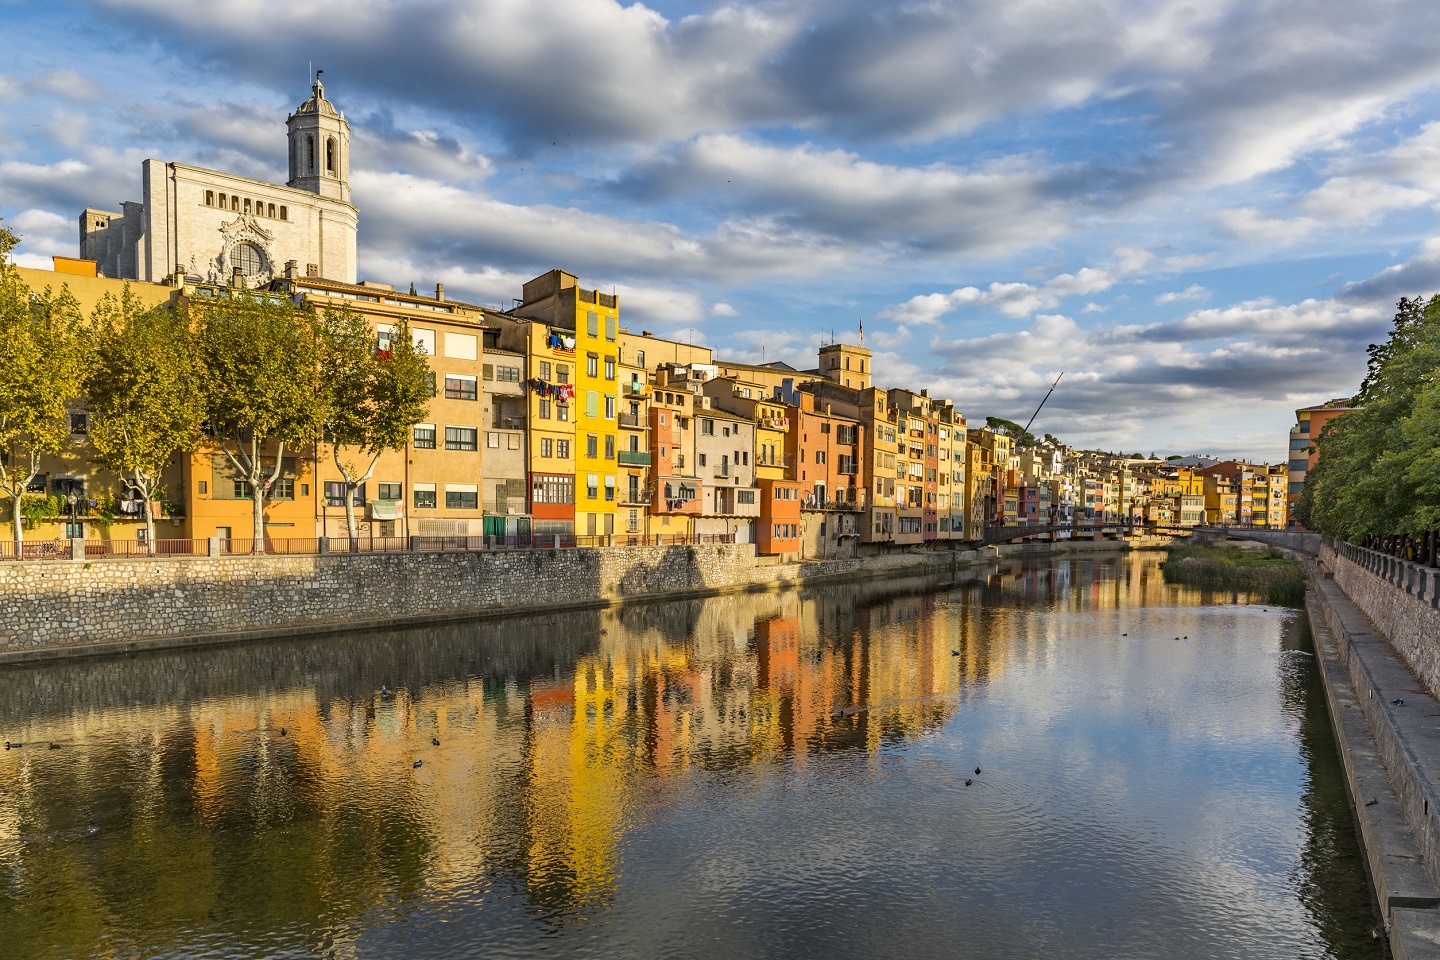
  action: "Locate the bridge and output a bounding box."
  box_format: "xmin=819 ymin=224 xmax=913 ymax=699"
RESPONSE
xmin=976 ymin=521 xmax=1319 ymax=550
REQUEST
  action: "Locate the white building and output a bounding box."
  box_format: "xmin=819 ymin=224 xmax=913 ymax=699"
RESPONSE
xmin=79 ymin=77 xmax=357 ymax=285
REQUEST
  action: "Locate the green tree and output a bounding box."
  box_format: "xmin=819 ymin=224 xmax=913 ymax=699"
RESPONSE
xmin=319 ymin=307 xmax=430 ymax=542
xmin=196 ymin=291 xmax=323 ymax=552
xmin=86 ymin=289 xmax=205 ymax=549
xmin=0 ymin=216 xmax=91 ymax=551
xmin=1303 ymin=295 xmax=1440 ymax=539
xmin=985 ymin=416 xmax=1036 ymax=447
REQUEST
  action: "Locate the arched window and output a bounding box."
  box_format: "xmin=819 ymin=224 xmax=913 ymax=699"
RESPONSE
xmin=231 ymin=195 xmax=239 ymax=210
xmin=307 ymin=136 xmax=315 ymax=173
xmin=279 ymin=206 xmax=288 ymax=221
xmin=205 ymin=190 xmax=214 ymax=206
xmin=254 ymin=198 xmax=263 ymax=213
xmin=267 ymin=203 xmax=275 ymax=218
xmin=217 ymin=194 xmax=226 ymax=210
xmin=326 ymin=137 xmax=336 ymax=173
xmin=230 ymin=242 xmax=264 ymax=277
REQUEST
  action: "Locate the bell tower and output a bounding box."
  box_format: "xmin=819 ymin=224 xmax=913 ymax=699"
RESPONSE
xmin=286 ymin=73 xmax=350 ymax=202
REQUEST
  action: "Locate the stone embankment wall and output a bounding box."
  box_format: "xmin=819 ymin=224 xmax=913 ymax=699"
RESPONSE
xmin=1324 ymin=540 xmax=1440 ymax=698
xmin=0 ymin=543 xmax=1006 ymax=662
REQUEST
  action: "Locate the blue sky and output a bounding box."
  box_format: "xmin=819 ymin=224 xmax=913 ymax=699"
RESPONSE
xmin=4 ymin=0 xmax=1440 ymax=461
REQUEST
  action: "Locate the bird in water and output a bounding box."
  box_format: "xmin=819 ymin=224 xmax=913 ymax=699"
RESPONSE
xmin=413 ymin=760 xmax=423 ymax=769
xmin=975 ymin=766 xmax=982 ymax=775
xmin=431 ymin=737 xmax=440 ymax=746
xmin=4 ymin=741 xmax=18 ymax=750
xmin=1121 ymin=633 xmax=1128 ymax=637
xmin=48 ymin=743 xmax=60 ymax=750
xmin=965 ymin=779 xmax=973 ymax=787
xmin=279 ymin=728 xmax=287 ymax=737
xmin=951 ymin=650 xmax=961 ymax=656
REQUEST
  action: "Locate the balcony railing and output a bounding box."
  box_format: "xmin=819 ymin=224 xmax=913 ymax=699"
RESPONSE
xmin=618 ymin=412 xmax=643 ymax=428
xmin=617 ymin=450 xmax=651 ymax=465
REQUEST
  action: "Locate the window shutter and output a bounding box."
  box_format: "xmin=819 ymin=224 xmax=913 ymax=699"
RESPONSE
xmin=483 ymin=364 xmax=495 ymax=380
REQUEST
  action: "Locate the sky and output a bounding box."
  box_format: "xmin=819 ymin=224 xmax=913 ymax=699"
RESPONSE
xmin=4 ymin=0 xmax=1440 ymax=462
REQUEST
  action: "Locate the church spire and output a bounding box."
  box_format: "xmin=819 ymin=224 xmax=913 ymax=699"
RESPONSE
xmin=286 ymin=73 xmax=350 ymax=203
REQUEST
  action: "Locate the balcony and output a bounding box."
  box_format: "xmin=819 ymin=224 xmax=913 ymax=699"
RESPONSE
xmin=618 ymin=450 xmax=651 ymax=466
xmin=619 ymin=412 xmax=644 ymax=428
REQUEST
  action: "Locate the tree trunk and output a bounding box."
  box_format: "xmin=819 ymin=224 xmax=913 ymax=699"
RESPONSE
xmin=10 ymin=491 xmax=21 ymax=556
xmin=252 ymin=487 xmax=266 ymax=554
xmin=344 ymin=491 xmax=357 ymax=546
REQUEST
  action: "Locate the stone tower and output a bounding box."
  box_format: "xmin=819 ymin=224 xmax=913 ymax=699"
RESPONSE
xmin=287 ymin=75 xmax=351 ymax=202
xmin=818 ymin=341 xmax=872 ymax=391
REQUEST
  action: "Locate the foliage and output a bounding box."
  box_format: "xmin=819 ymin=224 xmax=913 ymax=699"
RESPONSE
xmin=0 ymin=213 xmax=91 ymax=547
xmin=985 ymin=416 xmax=1036 ymax=447
xmin=1160 ymin=543 xmax=1306 ymax=606
xmin=1301 ymin=295 xmax=1440 ymax=539
xmin=17 ymin=493 xmax=62 ymax=529
xmin=87 ymin=288 xmax=205 ymax=546
xmin=318 ymin=306 xmax=431 ymax=540
xmin=196 ymin=290 xmax=323 ymax=549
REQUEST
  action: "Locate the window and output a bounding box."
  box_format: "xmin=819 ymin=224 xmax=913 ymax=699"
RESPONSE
xmin=198 ymin=481 xmax=208 ymax=495
xmin=445 ymin=375 xmax=478 ymax=400
xmin=586 ymin=391 xmax=599 ymax=418
xmin=587 ymin=434 xmax=599 ymax=458
xmin=279 ymin=206 xmax=287 ymax=221
xmin=326 ymin=137 xmax=336 ymax=173
xmin=532 ymin=474 xmax=574 ymax=504
xmin=698 ymin=454 xmax=708 ymax=467
xmin=605 ymin=315 xmax=617 ymax=341
xmin=217 ymin=193 xmax=227 ymax=210
xmin=231 ymin=194 xmax=239 ymax=209
xmin=628 ymin=508 xmax=639 ymax=532
xmin=425 ymin=371 xmax=437 ymax=397
xmin=446 ymin=485 xmax=479 ymax=509
xmin=701 ymin=419 xmax=715 ymax=436
xmin=378 ymin=482 xmax=403 ymax=501
xmin=230 ymin=242 xmax=264 ymax=277
xmin=69 ymin=411 xmax=88 ymax=435
xmin=604 ymin=395 xmax=616 ymax=419
xmin=508 ymin=433 xmax=520 ymax=450
xmin=496 ymin=365 xmax=520 ymax=382
xmin=541 ymin=437 xmax=554 ymax=457
xmin=604 ymin=357 xmax=615 ymax=380
xmin=243 ymin=199 xmax=252 ymax=214
xmin=444 ymin=333 xmax=477 ymax=360
xmin=267 ymin=203 xmax=276 ymax=218
xmin=487 ymin=432 xmax=500 ymax=449
xmin=414 ymin=424 xmax=436 ymax=449
xmin=539 ymin=399 xmax=551 ymax=420
xmin=587 ymin=354 xmax=599 ymax=377
xmin=446 ymin=427 xmax=478 ymax=451
xmin=557 ymin=439 xmax=570 ymax=459
xmin=587 ymin=312 xmax=599 ymax=337
xmin=557 ymin=364 xmax=570 ymax=384
xmin=325 ymin=482 xmax=365 ymax=507
xmin=540 ymin=362 xmax=551 ymax=380
xmin=233 ymin=480 xmax=254 ymax=499
xmin=604 ymin=435 xmax=615 ymax=459
xmin=272 ymin=478 xmax=296 ymax=500
xmin=738 ymin=489 xmax=756 ymax=505
xmin=605 ymin=476 xmax=616 ymax=501
xmin=205 ymin=190 xmax=214 ymax=206
xmin=637 ymin=350 xmax=646 ymax=368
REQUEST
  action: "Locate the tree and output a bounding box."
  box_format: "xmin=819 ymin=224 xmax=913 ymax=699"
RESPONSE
xmin=1302 ymin=295 xmax=1440 ymax=539
xmin=196 ymin=291 xmax=323 ymax=552
xmin=985 ymin=416 xmax=1036 ymax=447
xmin=86 ymin=289 xmax=205 ymax=549
xmin=0 ymin=216 xmax=90 ymax=551
xmin=318 ymin=306 xmax=430 ymax=542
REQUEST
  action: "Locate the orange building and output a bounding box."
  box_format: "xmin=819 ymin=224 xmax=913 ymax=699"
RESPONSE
xmin=756 ymin=479 xmax=803 ymax=555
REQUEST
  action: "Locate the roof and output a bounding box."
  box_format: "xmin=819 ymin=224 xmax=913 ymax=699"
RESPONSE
xmin=292 ymin=80 xmax=339 ymax=118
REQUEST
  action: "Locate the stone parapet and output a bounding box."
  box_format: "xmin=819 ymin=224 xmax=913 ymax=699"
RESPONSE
xmin=1324 ymin=540 xmax=1440 ymax=699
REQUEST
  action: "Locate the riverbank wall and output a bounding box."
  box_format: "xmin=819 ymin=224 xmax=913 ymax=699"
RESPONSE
xmin=0 ymin=536 xmax=1150 ymax=665
xmin=1295 ymin=538 xmax=1440 ymax=957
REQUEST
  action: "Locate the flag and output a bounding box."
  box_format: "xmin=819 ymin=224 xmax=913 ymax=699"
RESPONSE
xmin=858 ymin=316 xmax=864 ymax=345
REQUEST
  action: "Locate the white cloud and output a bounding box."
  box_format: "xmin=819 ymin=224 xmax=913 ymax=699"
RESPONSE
xmin=1214 ymin=207 xmax=1319 ymax=245
xmin=711 ymin=302 xmax=738 ymax=316
xmin=1155 ymin=284 xmax=1209 ymax=305
xmin=879 ymin=266 xmax=1116 ymax=325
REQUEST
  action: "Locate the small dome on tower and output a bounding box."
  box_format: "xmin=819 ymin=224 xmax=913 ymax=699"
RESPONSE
xmin=292 ymin=78 xmax=338 ymax=118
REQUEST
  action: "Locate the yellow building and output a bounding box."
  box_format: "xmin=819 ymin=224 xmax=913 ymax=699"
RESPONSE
xmin=513 ymin=271 xmax=620 ymax=539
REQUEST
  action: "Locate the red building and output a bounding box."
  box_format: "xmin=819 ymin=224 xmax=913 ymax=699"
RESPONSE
xmin=757 ymin=478 xmax=804 ymax=555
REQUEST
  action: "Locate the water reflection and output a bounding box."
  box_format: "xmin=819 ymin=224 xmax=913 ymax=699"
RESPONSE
xmin=0 ymin=554 xmax=1379 ymax=959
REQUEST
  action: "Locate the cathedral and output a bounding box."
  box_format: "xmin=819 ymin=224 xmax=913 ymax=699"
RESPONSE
xmin=79 ymin=77 xmax=358 ymax=285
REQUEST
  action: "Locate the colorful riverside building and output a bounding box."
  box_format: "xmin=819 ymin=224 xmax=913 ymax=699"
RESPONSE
xmin=508 ymin=270 xmax=621 ymax=539
xmin=1288 ymin=398 xmax=1361 ymax=527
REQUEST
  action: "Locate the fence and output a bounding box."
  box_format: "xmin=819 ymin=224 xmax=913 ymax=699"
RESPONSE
xmin=0 ymin=531 xmax=737 ymax=561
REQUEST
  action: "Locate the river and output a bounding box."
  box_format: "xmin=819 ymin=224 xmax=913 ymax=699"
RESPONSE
xmin=0 ymin=551 xmax=1380 ymax=959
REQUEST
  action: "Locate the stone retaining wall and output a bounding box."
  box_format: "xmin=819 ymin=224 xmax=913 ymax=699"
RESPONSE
xmin=0 ymin=543 xmax=1000 ymax=662
xmin=1324 ymin=540 xmax=1440 ymax=699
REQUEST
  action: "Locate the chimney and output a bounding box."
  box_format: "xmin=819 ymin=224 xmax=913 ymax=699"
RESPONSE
xmin=285 ymin=260 xmax=298 ymax=279
xmin=435 ymin=282 xmax=445 ymax=302
xmin=231 ymin=266 xmax=243 ymax=289
xmin=173 ymin=263 xmax=185 ymax=288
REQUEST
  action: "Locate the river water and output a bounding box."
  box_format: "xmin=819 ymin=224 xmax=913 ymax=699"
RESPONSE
xmin=0 ymin=552 xmax=1380 ymax=959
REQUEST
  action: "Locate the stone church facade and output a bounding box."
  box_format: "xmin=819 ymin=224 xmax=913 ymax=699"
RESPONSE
xmin=79 ymin=78 xmax=357 ymax=285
